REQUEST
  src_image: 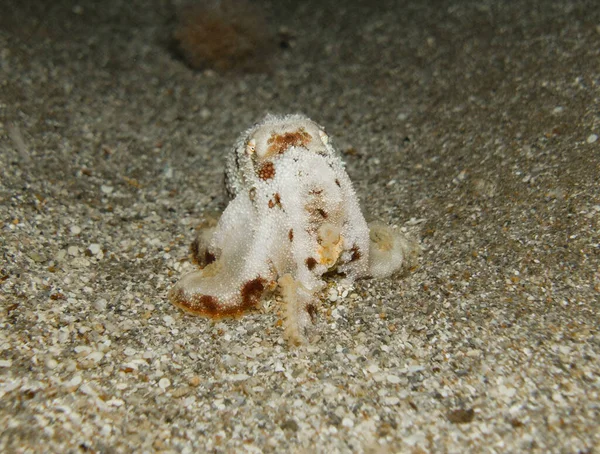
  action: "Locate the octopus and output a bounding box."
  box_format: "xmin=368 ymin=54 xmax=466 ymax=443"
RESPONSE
xmin=169 ymin=114 xmax=418 ymax=345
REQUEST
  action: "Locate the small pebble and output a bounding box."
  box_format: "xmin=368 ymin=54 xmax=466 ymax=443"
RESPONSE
xmin=65 ymin=374 xmax=82 ymax=389
xmin=280 ymin=419 xmax=299 ymax=432
xmin=70 ymin=225 xmax=82 ymax=235
xmin=228 ymin=374 xmax=250 ymax=382
xmin=101 ymin=185 xmax=114 ymax=194
xmin=587 ymin=134 xmax=598 ymax=144
xmin=94 ymin=299 xmax=107 ymax=311
xmin=448 ymin=408 xmax=475 ymax=424
xmin=158 ymin=378 xmax=171 ymax=390
xmin=74 ymin=345 xmax=92 ymax=355
xmin=499 ymin=384 xmax=517 ymax=398
xmin=384 ymin=396 xmax=400 ymax=405
xmin=67 ymin=245 xmax=79 ymax=256
xmin=88 ymin=243 xmax=101 ymax=255
xmin=79 ymin=384 xmax=97 ymax=396
xmin=387 ymin=374 xmax=401 ymax=384
xmin=88 ymin=351 xmax=104 ymax=362
xmin=200 ymin=108 xmax=211 ymax=119
xmin=29 ymin=252 xmax=45 ymax=263
xmin=366 ymin=364 xmax=380 ymax=374
xmin=341 ymin=417 xmax=354 ymax=428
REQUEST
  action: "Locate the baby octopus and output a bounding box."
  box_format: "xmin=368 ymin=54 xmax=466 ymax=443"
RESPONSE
xmin=169 ymin=114 xmax=418 ymax=345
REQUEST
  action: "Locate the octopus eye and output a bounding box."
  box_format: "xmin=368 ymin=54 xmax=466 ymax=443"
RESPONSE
xmin=318 ymin=130 xmax=328 ymax=145
xmin=246 ymin=139 xmax=256 ymax=156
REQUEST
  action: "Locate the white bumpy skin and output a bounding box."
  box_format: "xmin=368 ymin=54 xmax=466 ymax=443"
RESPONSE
xmin=169 ymin=114 xmax=417 ymax=345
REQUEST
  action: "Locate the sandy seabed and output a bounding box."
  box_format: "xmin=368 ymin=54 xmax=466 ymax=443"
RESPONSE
xmin=1 ymin=1 xmax=599 ymax=452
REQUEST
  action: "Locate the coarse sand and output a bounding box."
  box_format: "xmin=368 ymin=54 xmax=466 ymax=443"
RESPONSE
xmin=1 ymin=0 xmax=599 ymax=452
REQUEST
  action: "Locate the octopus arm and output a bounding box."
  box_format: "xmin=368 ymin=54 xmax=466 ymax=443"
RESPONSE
xmin=169 ymin=194 xmax=273 ymax=318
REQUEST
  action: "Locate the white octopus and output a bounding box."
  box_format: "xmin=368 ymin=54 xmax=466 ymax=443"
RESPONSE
xmin=169 ymin=114 xmax=417 ymax=344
